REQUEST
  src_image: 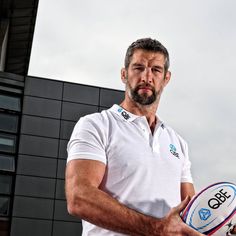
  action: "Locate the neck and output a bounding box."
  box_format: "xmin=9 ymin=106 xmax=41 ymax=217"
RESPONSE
xmin=120 ymin=98 xmax=159 ymax=131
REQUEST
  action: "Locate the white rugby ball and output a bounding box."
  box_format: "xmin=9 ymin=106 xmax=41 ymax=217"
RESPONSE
xmin=182 ymin=182 xmax=236 ymax=235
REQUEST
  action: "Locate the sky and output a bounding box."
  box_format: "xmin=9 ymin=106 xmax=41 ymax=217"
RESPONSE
xmin=28 ymin=0 xmax=236 ymax=192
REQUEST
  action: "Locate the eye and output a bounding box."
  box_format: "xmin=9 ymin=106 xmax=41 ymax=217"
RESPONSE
xmin=152 ymin=67 xmax=163 ymax=74
xmin=133 ymin=66 xmax=145 ymax=72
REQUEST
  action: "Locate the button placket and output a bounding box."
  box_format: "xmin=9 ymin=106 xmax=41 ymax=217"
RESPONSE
xmin=133 ymin=118 xmax=149 ymax=141
xmin=140 ymin=118 xmax=152 ymax=141
xmin=152 ymin=124 xmax=163 ymax=154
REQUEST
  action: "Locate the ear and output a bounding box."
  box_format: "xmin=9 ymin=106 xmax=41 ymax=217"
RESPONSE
xmin=164 ymin=71 xmax=171 ymax=87
xmin=121 ymin=68 xmax=127 ymax=84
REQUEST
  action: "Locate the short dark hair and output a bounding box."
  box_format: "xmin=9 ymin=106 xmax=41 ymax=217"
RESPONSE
xmin=124 ymin=38 xmax=170 ymax=72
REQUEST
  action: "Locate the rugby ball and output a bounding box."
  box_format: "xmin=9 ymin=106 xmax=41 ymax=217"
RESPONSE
xmin=182 ymin=182 xmax=236 ymax=235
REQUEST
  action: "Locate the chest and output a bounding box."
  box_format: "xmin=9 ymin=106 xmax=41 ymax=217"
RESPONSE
xmin=105 ymin=121 xmax=185 ymax=177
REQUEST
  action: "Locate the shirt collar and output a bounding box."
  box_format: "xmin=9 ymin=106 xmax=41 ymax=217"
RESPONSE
xmin=110 ymin=104 xmax=139 ymax=122
xmin=110 ymin=104 xmax=165 ymax=129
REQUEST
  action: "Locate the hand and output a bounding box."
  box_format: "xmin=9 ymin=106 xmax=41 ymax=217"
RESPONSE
xmin=157 ymin=196 xmax=204 ymax=236
xmin=230 ymin=225 xmax=236 ymax=235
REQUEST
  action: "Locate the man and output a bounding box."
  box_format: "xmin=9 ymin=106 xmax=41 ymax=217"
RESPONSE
xmin=65 ymin=38 xmax=204 ymax=235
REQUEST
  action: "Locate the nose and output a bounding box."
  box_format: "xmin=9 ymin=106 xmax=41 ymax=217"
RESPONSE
xmin=141 ymin=67 xmax=153 ymax=84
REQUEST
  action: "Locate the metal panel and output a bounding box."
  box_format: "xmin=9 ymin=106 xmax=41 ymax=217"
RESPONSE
xmin=52 ymin=221 xmax=82 ymax=236
xmin=62 ymin=101 xmax=98 ymax=121
xmin=21 ymin=115 xmax=60 ymax=138
xmin=55 ymin=179 xmax=65 ymax=200
xmin=17 ymin=155 xmax=57 ymax=178
xmin=58 ymin=139 xmax=68 ymax=160
xmin=60 ymin=120 xmax=76 ymax=140
xmin=24 ymin=77 xmax=63 ymax=100
xmin=11 ymin=218 xmax=52 ymax=236
xmin=57 ymin=160 xmax=66 ymax=180
xmin=63 ymin=83 xmax=99 ymax=105
xmin=12 ymin=196 xmax=53 ymax=219
xmin=14 ymin=175 xmax=56 ymax=198
xmin=19 ymin=135 xmax=58 ymax=158
xmin=100 ymin=88 xmax=124 ymax=107
xmin=54 ymin=200 xmax=80 ymax=222
xmin=22 ymin=96 xmax=61 ymax=119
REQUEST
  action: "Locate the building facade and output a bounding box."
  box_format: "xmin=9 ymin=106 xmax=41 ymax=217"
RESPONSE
xmin=0 ymin=72 xmax=124 ymax=236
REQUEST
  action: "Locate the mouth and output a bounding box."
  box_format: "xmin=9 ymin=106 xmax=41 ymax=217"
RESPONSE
xmin=138 ymin=87 xmax=153 ymax=93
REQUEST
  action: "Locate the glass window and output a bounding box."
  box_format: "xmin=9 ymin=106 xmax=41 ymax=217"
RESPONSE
xmin=0 ymin=113 xmax=18 ymax=133
xmin=0 ymin=218 xmax=10 ymax=236
xmin=0 ymin=94 xmax=21 ymax=112
xmin=0 ymin=134 xmax=16 ymax=153
xmin=0 ymin=217 xmax=10 ymax=236
xmin=0 ymin=197 xmax=10 ymax=216
xmin=0 ymin=85 xmax=22 ymax=94
xmin=0 ymin=175 xmax=12 ymax=194
xmin=0 ymin=155 xmax=15 ymax=172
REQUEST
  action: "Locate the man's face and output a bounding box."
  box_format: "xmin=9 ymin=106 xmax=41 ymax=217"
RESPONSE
xmin=122 ymin=49 xmax=171 ymax=106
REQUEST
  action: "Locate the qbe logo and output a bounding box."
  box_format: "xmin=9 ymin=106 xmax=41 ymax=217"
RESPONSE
xmin=117 ymin=108 xmax=130 ymax=120
xmin=169 ymin=144 xmax=179 ymax=159
xmin=208 ymin=188 xmax=231 ymax=209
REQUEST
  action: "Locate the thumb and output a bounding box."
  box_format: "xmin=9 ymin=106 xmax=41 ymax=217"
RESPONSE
xmin=175 ymin=196 xmax=191 ymax=213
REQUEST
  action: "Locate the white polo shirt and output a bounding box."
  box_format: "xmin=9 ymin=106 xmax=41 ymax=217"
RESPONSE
xmin=67 ymin=104 xmax=193 ymax=236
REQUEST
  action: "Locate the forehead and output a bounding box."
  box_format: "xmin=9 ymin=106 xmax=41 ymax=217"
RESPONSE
xmin=130 ymin=49 xmax=165 ymax=66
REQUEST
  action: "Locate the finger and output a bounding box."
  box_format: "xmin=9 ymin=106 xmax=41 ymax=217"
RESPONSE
xmin=174 ymin=196 xmax=191 ymax=213
xmin=183 ymin=223 xmax=205 ymax=236
xmin=231 ymin=225 xmax=236 ymax=234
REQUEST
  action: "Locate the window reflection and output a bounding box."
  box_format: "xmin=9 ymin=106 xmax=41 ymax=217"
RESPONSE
xmin=0 ymin=134 xmax=16 ymax=153
xmin=0 ymin=94 xmax=21 ymax=112
xmin=0 ymin=155 xmax=15 ymax=172
xmin=0 ymin=197 xmax=10 ymax=216
xmin=0 ymin=113 xmax=18 ymax=133
xmin=0 ymin=175 xmax=12 ymax=195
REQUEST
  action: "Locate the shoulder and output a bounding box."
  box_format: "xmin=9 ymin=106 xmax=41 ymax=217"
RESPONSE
xmin=162 ymin=122 xmax=188 ymax=151
xmin=163 ymin=122 xmax=186 ymax=140
xmin=73 ymin=108 xmax=113 ymax=132
xmin=80 ymin=111 xmax=106 ymax=123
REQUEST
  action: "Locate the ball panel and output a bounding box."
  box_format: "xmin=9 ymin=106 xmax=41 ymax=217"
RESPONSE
xmin=207 ymin=212 xmax=236 ymax=236
xmin=208 ymin=210 xmax=235 ymax=235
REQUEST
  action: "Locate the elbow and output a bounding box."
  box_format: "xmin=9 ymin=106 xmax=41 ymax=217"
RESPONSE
xmin=67 ymin=198 xmax=82 ymax=217
xmin=67 ymin=201 xmax=78 ymax=217
xmin=66 ymin=194 xmax=88 ymax=219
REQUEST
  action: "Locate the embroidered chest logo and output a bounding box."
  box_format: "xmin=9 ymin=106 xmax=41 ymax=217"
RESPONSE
xmin=117 ymin=108 xmax=131 ymax=120
xmin=169 ymin=144 xmax=180 ymax=159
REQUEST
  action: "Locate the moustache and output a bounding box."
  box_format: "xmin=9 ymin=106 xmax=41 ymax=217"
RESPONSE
xmin=135 ymin=84 xmax=155 ymax=92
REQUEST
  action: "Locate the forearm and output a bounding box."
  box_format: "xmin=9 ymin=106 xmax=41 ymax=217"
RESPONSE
xmin=67 ymin=184 xmax=161 ymax=235
xmin=65 ymin=160 xmax=202 ymax=236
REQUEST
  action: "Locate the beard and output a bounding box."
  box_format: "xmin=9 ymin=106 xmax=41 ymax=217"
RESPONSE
xmin=127 ymin=80 xmax=158 ymax=105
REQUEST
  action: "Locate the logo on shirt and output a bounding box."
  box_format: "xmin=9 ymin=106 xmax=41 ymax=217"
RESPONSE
xmin=117 ymin=108 xmax=130 ymax=120
xmin=169 ymin=144 xmax=179 ymax=159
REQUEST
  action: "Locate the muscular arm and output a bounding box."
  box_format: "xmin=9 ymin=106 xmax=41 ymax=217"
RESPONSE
xmin=181 ymin=182 xmax=195 ymax=201
xmin=66 ymin=159 xmax=156 ymax=235
xmin=65 ymin=159 xmax=204 ymax=236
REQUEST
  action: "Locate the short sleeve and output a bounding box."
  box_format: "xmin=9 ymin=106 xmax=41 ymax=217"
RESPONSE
xmin=67 ymin=115 xmax=107 ymax=164
xmin=180 ymin=138 xmax=193 ymax=183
